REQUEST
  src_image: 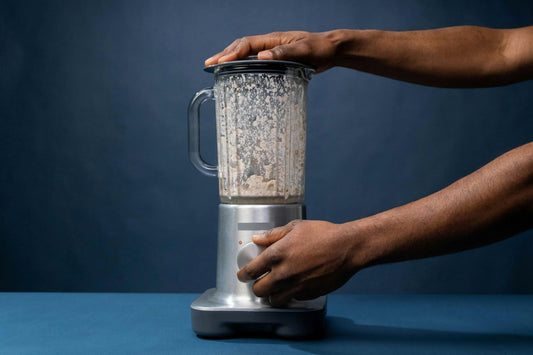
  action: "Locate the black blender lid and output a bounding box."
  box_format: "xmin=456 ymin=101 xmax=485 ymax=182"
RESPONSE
xmin=204 ymin=55 xmax=315 ymax=74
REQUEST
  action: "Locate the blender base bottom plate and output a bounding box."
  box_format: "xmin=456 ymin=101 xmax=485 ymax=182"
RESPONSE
xmin=191 ymin=288 xmax=327 ymax=339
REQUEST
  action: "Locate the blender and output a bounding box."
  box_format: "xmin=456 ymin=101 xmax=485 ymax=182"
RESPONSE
xmin=188 ymin=57 xmax=327 ymax=338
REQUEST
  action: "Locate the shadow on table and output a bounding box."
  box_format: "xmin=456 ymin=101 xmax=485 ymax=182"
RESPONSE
xmin=217 ymin=316 xmax=533 ymax=354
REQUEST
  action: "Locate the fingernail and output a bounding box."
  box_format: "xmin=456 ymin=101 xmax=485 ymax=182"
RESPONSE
xmin=204 ymin=56 xmax=215 ymax=65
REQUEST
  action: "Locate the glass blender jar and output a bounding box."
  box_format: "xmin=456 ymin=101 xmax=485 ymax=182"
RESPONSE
xmin=189 ymin=57 xmax=310 ymax=204
xmin=188 ymin=58 xmax=326 ymax=338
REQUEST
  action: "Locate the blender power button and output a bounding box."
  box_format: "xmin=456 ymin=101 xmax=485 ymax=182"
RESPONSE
xmin=237 ymin=243 xmax=265 ymax=270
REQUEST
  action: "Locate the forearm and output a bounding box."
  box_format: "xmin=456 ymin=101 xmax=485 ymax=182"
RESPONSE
xmin=347 ymin=142 xmax=533 ymax=268
xmin=331 ymin=26 xmax=533 ymax=87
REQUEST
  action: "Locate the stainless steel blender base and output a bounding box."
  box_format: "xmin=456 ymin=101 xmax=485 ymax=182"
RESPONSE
xmin=191 ymin=204 xmax=327 ymax=338
xmin=191 ymin=289 xmax=327 ymax=338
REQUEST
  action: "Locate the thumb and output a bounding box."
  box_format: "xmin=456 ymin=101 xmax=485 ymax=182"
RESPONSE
xmin=252 ymin=219 xmax=302 ymax=246
xmin=257 ymin=42 xmax=308 ymax=62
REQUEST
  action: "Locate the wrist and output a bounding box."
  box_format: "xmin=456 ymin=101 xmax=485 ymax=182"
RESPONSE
xmin=340 ymin=207 xmax=414 ymax=272
xmin=338 ymin=216 xmax=386 ymax=272
xmin=330 ymin=29 xmax=372 ymax=68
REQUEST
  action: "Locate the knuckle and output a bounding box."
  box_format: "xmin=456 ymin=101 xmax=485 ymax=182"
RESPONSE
xmin=226 ymin=38 xmax=240 ymax=49
xmin=234 ymin=37 xmax=251 ymax=53
xmin=271 ymin=268 xmax=291 ymax=286
xmin=288 ymin=219 xmax=303 ymax=228
xmin=263 ymin=226 xmax=277 ymax=237
xmin=241 ymin=263 xmax=253 ymax=275
xmin=260 ymin=229 xmax=274 ymax=241
xmin=264 ymin=225 xmax=283 ymax=238
xmin=270 ymin=46 xmax=284 ymax=56
xmin=265 ymin=246 xmax=284 ymax=265
xmin=238 ymin=265 xmax=253 ymax=280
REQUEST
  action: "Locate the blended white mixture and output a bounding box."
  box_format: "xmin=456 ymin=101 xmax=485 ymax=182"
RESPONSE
xmin=214 ymin=72 xmax=307 ymax=204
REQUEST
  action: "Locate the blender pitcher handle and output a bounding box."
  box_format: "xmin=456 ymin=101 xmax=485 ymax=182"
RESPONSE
xmin=187 ymin=88 xmax=217 ymax=177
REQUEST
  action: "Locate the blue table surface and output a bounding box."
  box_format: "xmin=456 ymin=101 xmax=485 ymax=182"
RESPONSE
xmin=1 ymin=293 xmax=532 ymax=354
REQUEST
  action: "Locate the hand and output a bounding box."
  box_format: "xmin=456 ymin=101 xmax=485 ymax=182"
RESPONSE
xmin=205 ymin=31 xmax=341 ymax=73
xmin=237 ymin=219 xmax=362 ymax=306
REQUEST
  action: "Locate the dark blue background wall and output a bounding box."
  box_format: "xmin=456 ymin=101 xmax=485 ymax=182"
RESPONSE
xmin=1 ymin=0 xmax=532 ymax=293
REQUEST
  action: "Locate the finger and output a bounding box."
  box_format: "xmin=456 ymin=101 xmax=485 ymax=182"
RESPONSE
xmin=252 ymin=262 xmax=295 ymax=298
xmin=206 ymin=32 xmax=290 ymax=65
xmin=218 ymin=37 xmax=257 ymax=63
xmin=268 ymin=289 xmax=296 ymax=307
xmin=251 ymin=271 xmax=294 ymax=303
xmin=205 ymin=38 xmax=241 ymax=66
xmin=258 ymin=41 xmax=310 ymax=62
xmin=251 ymin=271 xmax=278 ymax=297
xmin=294 ymin=291 xmax=319 ymax=301
xmin=215 ymin=33 xmax=287 ymax=64
xmin=204 ymin=53 xmax=222 ymax=66
xmin=252 ymin=219 xmax=301 ymax=246
xmin=204 ymin=52 xmax=224 ymax=67
xmin=237 ymin=251 xmax=271 ymax=282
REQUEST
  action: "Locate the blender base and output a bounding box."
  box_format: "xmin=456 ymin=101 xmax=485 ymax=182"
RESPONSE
xmin=191 ymin=288 xmax=327 ymax=339
xmin=191 ymin=204 xmax=326 ymax=338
